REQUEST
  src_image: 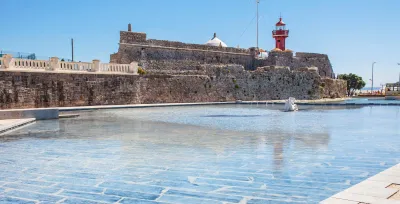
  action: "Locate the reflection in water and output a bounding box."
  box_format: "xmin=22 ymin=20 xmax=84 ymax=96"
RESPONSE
xmin=274 ymin=141 xmax=284 ymax=173
xmin=202 ymin=114 xmax=263 ymax=118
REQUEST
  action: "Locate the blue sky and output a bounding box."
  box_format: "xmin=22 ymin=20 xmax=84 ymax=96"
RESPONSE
xmin=1 ymin=0 xmax=400 ymax=86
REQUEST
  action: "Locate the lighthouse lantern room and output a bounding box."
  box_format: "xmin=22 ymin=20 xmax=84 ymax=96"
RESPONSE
xmin=272 ymin=17 xmax=289 ymax=51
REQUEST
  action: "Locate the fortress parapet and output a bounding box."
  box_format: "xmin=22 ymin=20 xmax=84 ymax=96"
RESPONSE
xmin=111 ymin=24 xmax=334 ymax=78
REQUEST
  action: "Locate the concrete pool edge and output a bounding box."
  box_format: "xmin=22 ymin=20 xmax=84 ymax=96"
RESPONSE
xmin=0 ymin=118 xmax=36 ymax=136
xmin=320 ymin=163 xmax=400 ymax=204
xmin=57 ymin=99 xmax=400 ymax=112
xmin=0 ymin=108 xmax=59 ymax=120
xmin=58 ymin=102 xmax=239 ymax=112
xmin=0 ymin=98 xmax=398 ymax=114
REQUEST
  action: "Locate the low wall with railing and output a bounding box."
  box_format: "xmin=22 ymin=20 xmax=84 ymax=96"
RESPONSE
xmin=0 ymin=55 xmax=138 ymax=75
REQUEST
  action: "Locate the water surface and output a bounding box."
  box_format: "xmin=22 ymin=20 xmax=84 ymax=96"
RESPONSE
xmin=0 ymin=104 xmax=399 ymax=203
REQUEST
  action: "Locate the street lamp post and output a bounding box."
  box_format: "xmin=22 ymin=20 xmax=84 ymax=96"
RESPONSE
xmin=397 ymin=63 xmax=400 ymax=92
xmin=371 ymin=62 xmax=376 ymax=93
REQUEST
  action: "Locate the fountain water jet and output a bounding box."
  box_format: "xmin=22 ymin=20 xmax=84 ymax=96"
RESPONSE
xmin=284 ymin=97 xmax=298 ymax=112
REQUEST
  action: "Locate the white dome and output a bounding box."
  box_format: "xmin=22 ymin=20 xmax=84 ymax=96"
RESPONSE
xmin=206 ymin=33 xmax=227 ymax=47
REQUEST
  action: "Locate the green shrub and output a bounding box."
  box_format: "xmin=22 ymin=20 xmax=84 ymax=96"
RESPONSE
xmin=235 ymin=84 xmax=240 ymax=89
xmin=138 ymin=67 xmax=146 ymax=75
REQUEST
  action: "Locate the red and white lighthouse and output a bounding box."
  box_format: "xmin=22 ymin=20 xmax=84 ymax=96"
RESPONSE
xmin=272 ymin=17 xmax=289 ymax=51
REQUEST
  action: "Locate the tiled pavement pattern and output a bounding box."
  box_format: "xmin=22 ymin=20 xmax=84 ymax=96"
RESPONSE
xmin=321 ymin=164 xmax=400 ymax=204
xmin=0 ymin=105 xmax=399 ymax=203
xmin=322 ymin=164 xmax=400 ymax=203
xmin=0 ymin=118 xmax=35 ymax=135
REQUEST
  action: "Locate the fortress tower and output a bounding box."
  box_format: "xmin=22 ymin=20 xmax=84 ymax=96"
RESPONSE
xmin=272 ymin=17 xmax=289 ymax=51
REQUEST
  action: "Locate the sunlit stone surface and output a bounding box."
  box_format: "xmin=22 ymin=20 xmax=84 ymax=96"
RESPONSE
xmin=0 ymin=104 xmax=399 ymax=203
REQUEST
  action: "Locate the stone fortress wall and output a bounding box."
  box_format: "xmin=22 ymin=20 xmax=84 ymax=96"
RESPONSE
xmin=260 ymin=51 xmax=334 ymax=78
xmin=111 ymin=31 xmax=255 ymax=73
xmin=0 ymin=65 xmax=345 ymax=109
xmin=110 ymin=30 xmax=334 ymax=78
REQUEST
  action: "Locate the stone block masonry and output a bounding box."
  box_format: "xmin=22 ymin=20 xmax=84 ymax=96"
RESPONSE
xmin=111 ymin=30 xmax=335 ymax=78
xmin=112 ymin=31 xmax=255 ymax=70
xmin=0 ymin=65 xmax=346 ymax=109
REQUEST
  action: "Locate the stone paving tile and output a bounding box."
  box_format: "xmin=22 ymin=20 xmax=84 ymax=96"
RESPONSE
xmin=58 ymin=172 xmax=104 ymax=180
xmin=148 ymin=180 xmax=221 ymax=192
xmin=60 ymin=197 xmax=109 ymax=204
xmin=332 ymin=191 xmax=390 ymax=203
xmin=320 ymin=197 xmax=360 ymax=204
xmin=55 ymin=183 xmax=105 ymax=194
xmin=389 ymin=191 xmax=400 ymax=201
xmin=163 ymin=189 xmax=243 ymax=203
xmin=60 ymin=190 xmax=121 ymax=203
xmin=3 ymin=189 xmax=65 ymax=203
xmin=3 ymin=183 xmax=60 ymax=194
xmin=368 ymin=174 xmax=400 ymax=184
xmin=193 ymin=177 xmax=271 ymax=189
xmin=216 ymin=189 xmax=311 ymax=202
xmin=345 ymin=185 xmax=398 ymax=198
xmin=0 ymin=196 xmax=36 ymax=204
xmin=22 ymin=180 xmax=55 ymax=187
xmin=388 ymin=184 xmax=400 ymax=190
xmin=230 ymin=183 xmax=341 ymax=194
xmin=247 ymin=197 xmax=308 ymax=203
xmin=151 ymin=171 xmax=251 ymax=182
xmin=120 ymin=198 xmax=170 ymax=204
xmin=0 ymin=118 xmax=36 ymax=135
xmin=104 ymin=188 xmax=159 ymax=200
xmin=99 ymin=182 xmax=164 ymax=194
xmin=156 ymin=194 xmax=224 ymax=204
xmin=40 ymin=175 xmax=101 ymax=186
xmin=0 ymin=173 xmax=41 ymax=182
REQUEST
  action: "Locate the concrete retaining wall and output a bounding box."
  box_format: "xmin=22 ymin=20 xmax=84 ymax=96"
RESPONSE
xmin=0 ymin=108 xmax=59 ymax=120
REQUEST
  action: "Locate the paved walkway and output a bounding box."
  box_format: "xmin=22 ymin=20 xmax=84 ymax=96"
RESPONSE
xmin=321 ymin=163 xmax=400 ymax=204
xmin=0 ymin=118 xmax=36 ymax=135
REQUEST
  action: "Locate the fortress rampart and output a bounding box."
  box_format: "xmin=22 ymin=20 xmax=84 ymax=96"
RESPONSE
xmin=111 ymin=30 xmax=335 ymax=78
xmin=111 ymin=31 xmax=255 ymax=71
xmin=0 ymin=65 xmax=345 ymax=109
xmin=118 ymin=31 xmax=250 ymax=53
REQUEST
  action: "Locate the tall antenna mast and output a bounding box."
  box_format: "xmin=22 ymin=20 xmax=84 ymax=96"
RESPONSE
xmin=256 ymin=0 xmax=259 ymax=49
xmin=71 ymin=38 xmax=74 ymax=62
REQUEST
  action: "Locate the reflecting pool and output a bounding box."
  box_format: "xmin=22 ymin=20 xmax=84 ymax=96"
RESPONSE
xmin=0 ymin=104 xmax=399 ymax=203
xmin=343 ymin=98 xmax=400 ymax=105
